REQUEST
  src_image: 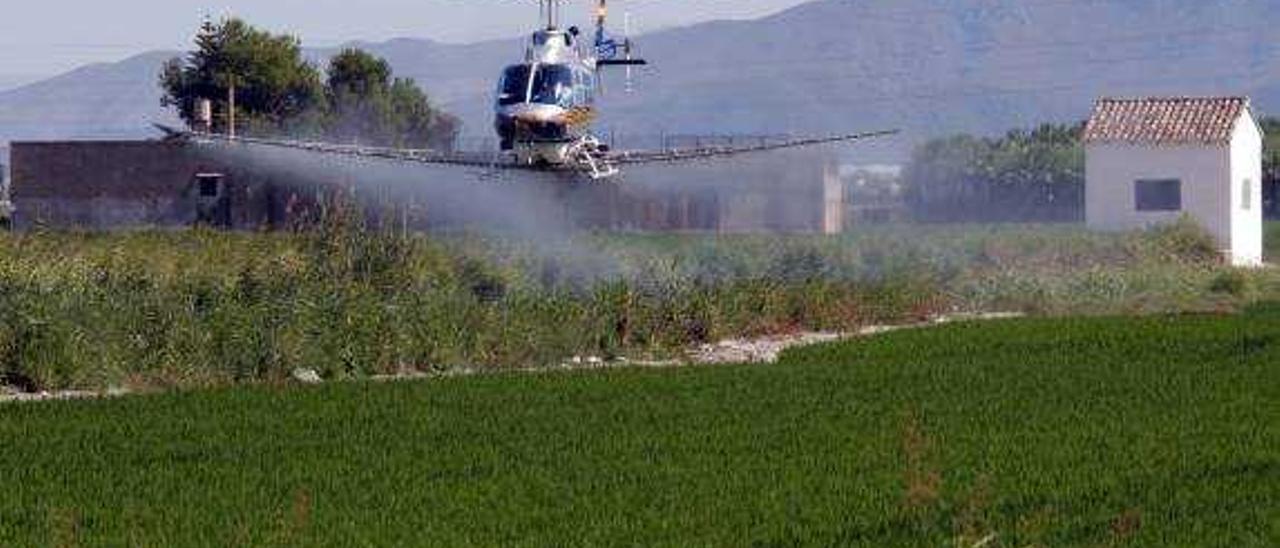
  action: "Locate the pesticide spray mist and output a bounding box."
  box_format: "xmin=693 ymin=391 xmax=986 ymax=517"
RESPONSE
xmin=194 ymin=139 xmax=624 ymax=282
xmin=192 ymin=138 xmax=845 ymax=287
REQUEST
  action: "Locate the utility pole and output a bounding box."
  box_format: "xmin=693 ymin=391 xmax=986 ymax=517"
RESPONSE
xmin=197 ymin=98 xmax=213 ymax=134
xmin=227 ymin=77 xmax=237 ymax=138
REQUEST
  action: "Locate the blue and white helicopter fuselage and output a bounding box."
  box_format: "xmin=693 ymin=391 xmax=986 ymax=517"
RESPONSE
xmin=494 ymin=29 xmax=599 ymax=159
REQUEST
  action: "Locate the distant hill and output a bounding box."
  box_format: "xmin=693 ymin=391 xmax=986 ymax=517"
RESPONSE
xmin=0 ymin=74 xmax=45 ymax=94
xmin=0 ymin=51 xmax=182 ymax=142
xmin=2 ymin=0 xmax=1280 ymax=162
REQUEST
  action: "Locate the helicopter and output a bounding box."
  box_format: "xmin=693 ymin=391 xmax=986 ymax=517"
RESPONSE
xmin=493 ymin=0 xmax=647 ymax=177
xmin=179 ymin=0 xmax=896 ymax=180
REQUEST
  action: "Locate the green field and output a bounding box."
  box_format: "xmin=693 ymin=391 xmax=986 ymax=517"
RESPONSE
xmin=2 ymin=306 xmax=1276 ymax=546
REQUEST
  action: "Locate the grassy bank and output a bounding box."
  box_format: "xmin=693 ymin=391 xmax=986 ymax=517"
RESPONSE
xmin=1 ymin=306 xmax=1276 ymax=545
xmin=0 ymin=220 xmax=1269 ymax=391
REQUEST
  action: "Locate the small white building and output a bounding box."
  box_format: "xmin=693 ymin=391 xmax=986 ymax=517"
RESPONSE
xmin=1083 ymin=97 xmax=1264 ymax=266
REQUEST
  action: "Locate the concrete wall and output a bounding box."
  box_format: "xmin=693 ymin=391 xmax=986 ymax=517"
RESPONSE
xmin=10 ymin=140 xmax=345 ymax=230
xmin=10 ymin=141 xmax=281 ymax=229
xmin=1086 ymin=113 xmax=1264 ymax=265
xmin=12 ymin=141 xmax=194 ymax=228
xmin=621 ymin=148 xmax=836 ymax=233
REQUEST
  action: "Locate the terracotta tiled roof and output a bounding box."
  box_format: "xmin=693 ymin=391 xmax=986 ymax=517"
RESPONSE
xmin=1082 ymin=97 xmax=1250 ymax=145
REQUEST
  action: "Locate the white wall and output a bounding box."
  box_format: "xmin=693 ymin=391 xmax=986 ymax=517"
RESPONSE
xmin=1229 ymin=113 xmax=1264 ymax=266
xmin=1086 ymin=142 xmax=1230 ymax=245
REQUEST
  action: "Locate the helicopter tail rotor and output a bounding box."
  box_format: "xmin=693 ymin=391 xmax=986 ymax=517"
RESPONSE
xmin=594 ymin=0 xmax=646 ymax=67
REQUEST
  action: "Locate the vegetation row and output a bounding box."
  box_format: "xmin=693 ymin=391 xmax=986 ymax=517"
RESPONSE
xmin=0 ymin=214 xmax=1270 ymax=392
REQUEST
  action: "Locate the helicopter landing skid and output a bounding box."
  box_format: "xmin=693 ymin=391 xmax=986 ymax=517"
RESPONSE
xmin=565 ymin=135 xmax=618 ymax=180
xmin=514 ymin=135 xmax=618 ymax=180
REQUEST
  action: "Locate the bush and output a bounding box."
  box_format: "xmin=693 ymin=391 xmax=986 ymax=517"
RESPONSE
xmin=1209 ymin=270 xmax=1252 ymax=297
xmin=1145 ymin=216 xmax=1221 ymax=263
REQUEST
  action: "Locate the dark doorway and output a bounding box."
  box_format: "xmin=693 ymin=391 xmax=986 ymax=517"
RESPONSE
xmin=194 ymin=173 xmax=230 ymax=227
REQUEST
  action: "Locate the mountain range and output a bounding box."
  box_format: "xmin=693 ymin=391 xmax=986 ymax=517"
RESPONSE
xmin=2 ymin=0 xmax=1279 ymax=163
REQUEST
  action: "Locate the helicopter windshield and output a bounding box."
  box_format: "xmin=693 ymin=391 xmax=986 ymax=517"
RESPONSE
xmin=498 ymin=65 xmax=532 ymax=106
xmin=497 ymin=64 xmax=576 ymax=107
xmin=531 ymin=65 xmax=574 ymax=106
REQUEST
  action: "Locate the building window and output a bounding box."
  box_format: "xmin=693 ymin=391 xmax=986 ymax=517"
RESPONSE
xmin=196 ymin=174 xmax=223 ymax=198
xmin=1242 ymin=178 xmax=1253 ymax=210
xmin=1134 ymin=179 xmax=1181 ymax=212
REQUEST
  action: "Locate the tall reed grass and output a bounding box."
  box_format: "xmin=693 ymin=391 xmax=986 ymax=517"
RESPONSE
xmin=0 ymin=215 xmax=1264 ymax=391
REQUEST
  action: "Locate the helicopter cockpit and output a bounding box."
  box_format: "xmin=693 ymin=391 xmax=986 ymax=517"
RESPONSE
xmin=532 ymin=29 xmax=573 ymax=48
xmin=496 ymin=63 xmax=588 ymax=108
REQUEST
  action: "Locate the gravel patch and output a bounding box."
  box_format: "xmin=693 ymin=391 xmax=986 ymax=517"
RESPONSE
xmin=686 ymin=312 xmax=1024 ymax=365
xmin=687 ymin=332 xmax=845 ymax=364
xmin=0 ymin=387 xmax=127 ymax=404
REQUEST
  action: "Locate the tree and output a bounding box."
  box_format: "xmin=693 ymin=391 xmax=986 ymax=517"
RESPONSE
xmin=902 ymin=134 xmax=990 ymax=222
xmin=328 ymin=49 xmax=392 ymax=97
xmin=983 ymin=124 xmax=1084 ymax=218
xmin=904 ymin=123 xmax=1084 ymax=222
xmin=323 ymin=48 xmax=459 ymax=149
xmin=325 ymin=49 xmax=395 ymax=145
xmin=388 ymin=77 xmax=460 ymax=150
xmin=1260 ymin=118 xmax=1280 ymax=172
xmin=1260 ymin=117 xmax=1280 ymax=218
xmin=162 ymin=19 xmax=460 ymax=150
xmin=161 ymin=18 xmax=325 ymax=135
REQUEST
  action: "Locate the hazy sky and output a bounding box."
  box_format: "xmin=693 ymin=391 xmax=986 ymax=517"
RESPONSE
xmin=0 ymin=0 xmax=812 ymax=89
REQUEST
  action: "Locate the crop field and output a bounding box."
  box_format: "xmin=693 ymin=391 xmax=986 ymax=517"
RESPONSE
xmin=1 ymin=219 xmax=1270 ymax=393
xmin=1 ymin=304 xmax=1276 ymax=545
